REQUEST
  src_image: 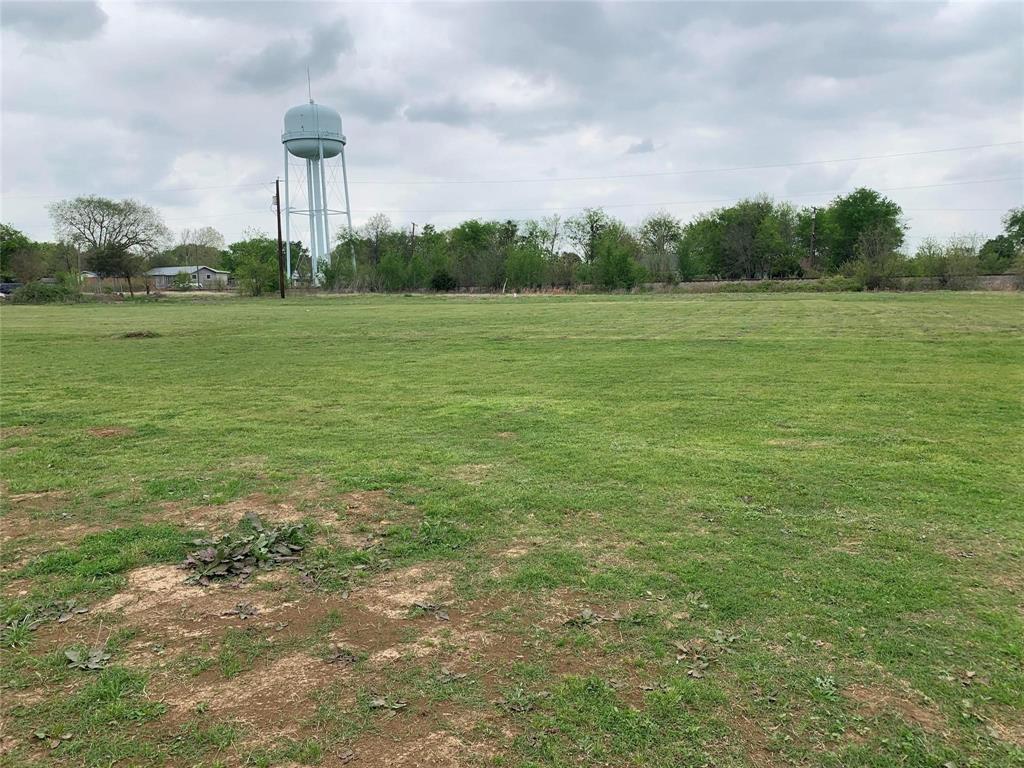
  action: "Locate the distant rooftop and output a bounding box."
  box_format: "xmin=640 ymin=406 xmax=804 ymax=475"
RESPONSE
xmin=145 ymin=265 xmax=229 ymax=276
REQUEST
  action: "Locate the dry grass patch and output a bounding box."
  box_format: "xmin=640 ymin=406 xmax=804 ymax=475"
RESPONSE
xmin=451 ymin=464 xmax=492 ymax=485
xmin=86 ymin=426 xmax=134 ymax=438
xmin=352 ymin=564 xmax=453 ymax=619
xmin=845 ymin=682 xmax=948 ymax=735
xmin=352 ymin=728 xmax=491 ymax=767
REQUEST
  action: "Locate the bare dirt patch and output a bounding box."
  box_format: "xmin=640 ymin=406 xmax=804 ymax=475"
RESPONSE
xmin=488 ymin=541 xmax=535 ymax=578
xmin=161 ymin=652 xmax=352 ymax=737
xmin=3 ymin=490 xmax=66 ymax=511
xmin=0 ymin=427 xmax=33 ymax=441
xmin=93 ymin=564 xmax=212 ymax=616
xmin=87 ymin=426 xmax=133 ymax=438
xmin=986 ymin=716 xmax=1024 ymax=748
xmin=1 ymin=517 xmax=92 ymax=548
xmin=156 ymin=493 xmax=321 ymax=531
xmin=353 ymin=728 xmax=492 ymax=767
xmin=352 ymin=565 xmax=453 ymax=619
xmin=722 ymin=712 xmax=778 ymax=768
xmin=845 ymin=683 xmax=947 ymax=734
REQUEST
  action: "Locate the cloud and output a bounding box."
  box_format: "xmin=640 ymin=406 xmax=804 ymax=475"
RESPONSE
xmin=404 ymin=97 xmax=484 ymax=127
xmin=1 ymin=1 xmax=1021 ymax=246
xmin=626 ymin=138 xmax=655 ymax=155
xmin=1 ymin=0 xmax=107 ymax=41
xmin=230 ymin=20 xmax=354 ymax=91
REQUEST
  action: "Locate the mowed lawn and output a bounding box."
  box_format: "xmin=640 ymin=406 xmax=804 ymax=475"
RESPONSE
xmin=1 ymin=292 xmax=1022 ymax=768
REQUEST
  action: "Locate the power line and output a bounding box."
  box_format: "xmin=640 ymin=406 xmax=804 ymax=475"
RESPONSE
xmin=1 ymin=181 xmax=274 ymax=200
xmin=2 ymin=140 xmax=1019 ymax=201
xmin=345 ymin=141 xmax=1023 ymax=186
xmin=354 ymin=176 xmax=1023 ymax=215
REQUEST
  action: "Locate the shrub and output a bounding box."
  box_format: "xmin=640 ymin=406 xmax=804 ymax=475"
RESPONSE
xmin=429 ymin=270 xmax=457 ymax=292
xmin=10 ymin=281 xmax=79 ymax=304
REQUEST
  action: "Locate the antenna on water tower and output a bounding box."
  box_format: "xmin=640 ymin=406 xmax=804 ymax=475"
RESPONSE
xmin=281 ymin=80 xmax=355 ymax=285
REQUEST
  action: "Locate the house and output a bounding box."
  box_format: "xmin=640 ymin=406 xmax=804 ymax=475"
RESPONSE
xmin=145 ymin=265 xmax=230 ymax=289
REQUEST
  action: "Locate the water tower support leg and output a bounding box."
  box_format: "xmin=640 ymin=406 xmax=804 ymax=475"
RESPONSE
xmin=318 ymin=140 xmax=331 ymax=274
xmin=306 ymin=159 xmax=318 ymax=280
xmin=283 ymin=148 xmax=292 ymax=281
xmin=340 ymin=146 xmax=356 ymax=274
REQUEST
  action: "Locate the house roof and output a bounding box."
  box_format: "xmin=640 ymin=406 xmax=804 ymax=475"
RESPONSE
xmin=145 ymin=265 xmax=230 ymax=276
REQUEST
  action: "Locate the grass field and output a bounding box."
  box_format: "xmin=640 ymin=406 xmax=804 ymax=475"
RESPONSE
xmin=1 ymin=292 xmax=1022 ymax=767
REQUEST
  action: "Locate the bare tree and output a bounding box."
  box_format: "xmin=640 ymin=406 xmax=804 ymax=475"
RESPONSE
xmin=565 ymin=208 xmax=610 ymax=263
xmin=360 ymin=213 xmax=392 ymax=265
xmin=49 ymin=196 xmax=170 ymax=295
xmin=179 ymin=226 xmax=226 ymax=285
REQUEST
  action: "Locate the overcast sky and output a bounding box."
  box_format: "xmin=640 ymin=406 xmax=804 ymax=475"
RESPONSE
xmin=2 ymin=0 xmax=1022 ymax=249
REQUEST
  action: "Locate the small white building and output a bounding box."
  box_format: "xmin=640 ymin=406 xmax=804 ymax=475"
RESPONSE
xmin=145 ymin=265 xmax=230 ymax=289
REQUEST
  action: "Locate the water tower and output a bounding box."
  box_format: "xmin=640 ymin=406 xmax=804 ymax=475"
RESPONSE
xmin=282 ymin=100 xmax=354 ymax=283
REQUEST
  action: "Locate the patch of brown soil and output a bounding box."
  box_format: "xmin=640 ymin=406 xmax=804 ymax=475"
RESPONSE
xmin=987 ymin=717 xmax=1024 ymax=748
xmin=488 ymin=542 xmax=534 ymax=578
xmin=451 ymin=464 xmax=491 ymax=485
xmin=352 ymin=565 xmax=453 ymax=619
xmin=87 ymin=426 xmax=133 ymax=438
xmin=0 ymin=427 xmax=33 ymax=441
xmin=495 ymin=431 xmax=517 ymax=440
xmin=2 ymin=490 xmax=66 ymax=511
xmin=845 ymin=683 xmax=946 ymax=734
xmin=51 ymin=564 xmax=309 ymax=664
xmin=164 ymin=493 xmax=306 ymax=529
xmin=0 ymin=517 xmax=92 ymax=548
xmin=93 ymin=564 xmax=211 ymax=616
xmin=353 ymin=729 xmax=488 ymax=767
xmin=155 ymin=487 xmax=410 ymax=534
xmin=340 ymin=489 xmax=399 ymax=517
xmin=366 ymin=627 xmax=498 ymax=669
xmin=723 ymin=712 xmax=777 ymax=768
xmin=161 ymin=652 xmax=351 ymax=735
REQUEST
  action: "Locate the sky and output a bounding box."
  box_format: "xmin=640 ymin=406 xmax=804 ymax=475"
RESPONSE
xmin=2 ymin=0 xmax=1022 ymax=251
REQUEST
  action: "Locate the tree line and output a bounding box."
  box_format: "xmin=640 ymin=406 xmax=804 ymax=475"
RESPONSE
xmin=1 ymin=189 xmax=1021 ymax=295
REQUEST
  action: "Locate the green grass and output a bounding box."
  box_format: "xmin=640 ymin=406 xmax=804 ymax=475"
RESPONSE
xmin=1 ymin=292 xmax=1022 ymax=767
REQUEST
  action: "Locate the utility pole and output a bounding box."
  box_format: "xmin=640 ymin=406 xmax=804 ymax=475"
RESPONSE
xmin=410 ymin=222 xmax=416 ymax=260
xmin=275 ymin=178 xmax=286 ymax=299
xmin=809 ymin=207 xmax=818 ymax=272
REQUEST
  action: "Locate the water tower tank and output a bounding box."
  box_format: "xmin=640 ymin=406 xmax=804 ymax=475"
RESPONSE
xmin=282 ymin=102 xmax=345 ymax=159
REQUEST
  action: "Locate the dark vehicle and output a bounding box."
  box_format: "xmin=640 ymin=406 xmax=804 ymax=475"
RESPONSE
xmin=0 ymin=282 xmax=24 ymax=295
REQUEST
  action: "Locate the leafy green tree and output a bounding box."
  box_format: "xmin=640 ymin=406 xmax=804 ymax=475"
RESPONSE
xmin=565 ymin=208 xmax=611 ymax=264
xmin=1 ymin=223 xmax=32 ymax=280
xmin=848 ymin=224 xmax=906 ymax=290
xmin=225 ymin=233 xmax=278 ymax=296
xmin=636 ymin=212 xmax=681 ymax=282
xmin=88 ymin=243 xmax=145 ymax=294
xmin=591 ymin=223 xmax=642 ymax=289
xmin=506 ymin=241 xmax=546 ymax=289
xmin=378 ymin=250 xmax=408 ymax=291
xmin=449 ymin=219 xmax=501 ymax=288
xmin=913 ymin=236 xmax=979 ymax=289
xmin=978 ymin=208 xmax=1024 ymax=274
xmin=818 ymin=188 xmax=904 ymax=270
xmin=678 ymin=213 xmax=723 ymax=278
